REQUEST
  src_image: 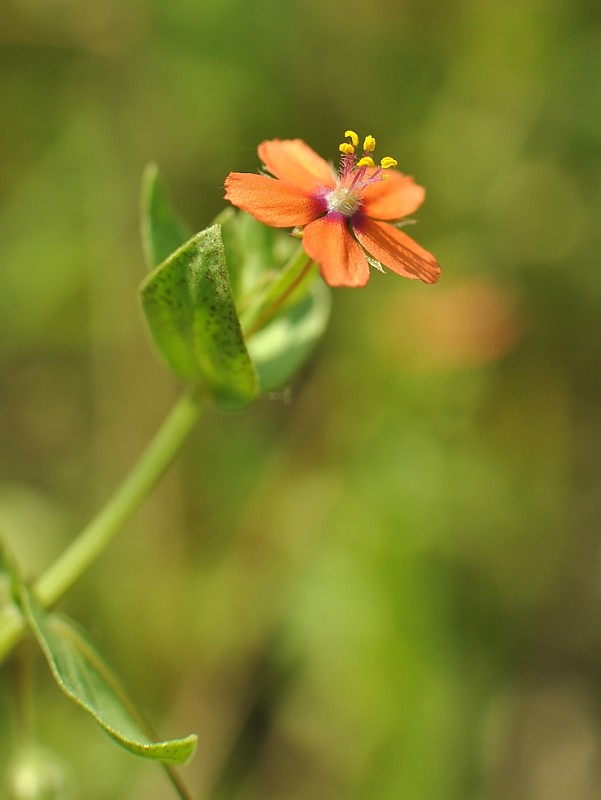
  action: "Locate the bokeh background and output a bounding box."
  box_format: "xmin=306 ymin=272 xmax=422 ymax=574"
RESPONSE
xmin=1 ymin=0 xmax=601 ymax=798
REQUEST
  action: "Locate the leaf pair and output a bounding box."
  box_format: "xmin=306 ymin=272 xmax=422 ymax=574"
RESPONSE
xmin=139 ymin=165 xmax=330 ymax=408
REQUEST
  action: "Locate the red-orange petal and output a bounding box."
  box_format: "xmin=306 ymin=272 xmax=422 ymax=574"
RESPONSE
xmin=303 ymin=214 xmax=370 ymax=288
xmin=361 ymin=170 xmax=426 ymax=220
xmin=258 ymin=139 xmax=336 ymax=194
xmin=224 ymin=172 xmax=325 ymax=227
xmin=353 ymin=218 xmax=441 ymax=284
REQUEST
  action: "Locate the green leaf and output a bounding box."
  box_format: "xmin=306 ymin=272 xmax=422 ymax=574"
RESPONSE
xmin=213 ymin=207 xmax=245 ymax=301
xmin=141 ymin=163 xmax=190 ymax=271
xmin=248 ymin=275 xmax=331 ymax=393
xmin=139 ymin=236 xmax=203 ymax=382
xmin=140 ymin=225 xmax=259 ymax=409
xmin=20 ymin=590 xmax=197 ymax=765
xmin=235 ymin=211 xmax=281 ymax=289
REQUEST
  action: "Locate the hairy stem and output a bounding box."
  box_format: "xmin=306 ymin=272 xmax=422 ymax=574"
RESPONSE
xmin=0 ymin=387 xmax=204 ymax=664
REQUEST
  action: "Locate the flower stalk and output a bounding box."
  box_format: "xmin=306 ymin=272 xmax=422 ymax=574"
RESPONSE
xmin=241 ymin=243 xmax=314 ymax=336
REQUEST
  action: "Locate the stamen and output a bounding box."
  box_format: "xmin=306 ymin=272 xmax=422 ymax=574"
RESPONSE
xmin=332 ymin=131 xmax=399 ymax=209
xmin=363 ymin=135 xmax=376 ymax=152
xmin=349 ymin=165 xmax=367 ymax=190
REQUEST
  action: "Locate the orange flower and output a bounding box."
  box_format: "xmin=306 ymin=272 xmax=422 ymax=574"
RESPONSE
xmin=224 ymin=131 xmax=441 ymax=288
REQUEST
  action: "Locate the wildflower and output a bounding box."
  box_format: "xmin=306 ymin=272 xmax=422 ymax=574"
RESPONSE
xmin=224 ymin=131 xmax=440 ymax=288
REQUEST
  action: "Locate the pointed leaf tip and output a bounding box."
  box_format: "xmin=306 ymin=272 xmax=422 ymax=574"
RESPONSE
xmin=140 ymin=163 xmax=191 ymax=271
xmin=21 ymin=590 xmax=197 ymax=765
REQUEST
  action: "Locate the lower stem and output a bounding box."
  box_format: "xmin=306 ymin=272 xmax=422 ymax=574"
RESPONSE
xmin=0 ymin=387 xmax=204 ymax=664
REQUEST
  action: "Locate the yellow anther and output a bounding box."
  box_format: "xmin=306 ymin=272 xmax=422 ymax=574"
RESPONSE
xmin=357 ymin=156 xmax=375 ymax=168
xmin=339 ymin=142 xmax=355 ymax=155
xmin=363 ymin=135 xmax=376 ymax=152
xmin=380 ymin=156 xmax=398 ymax=169
xmin=344 ymin=130 xmax=359 ymax=147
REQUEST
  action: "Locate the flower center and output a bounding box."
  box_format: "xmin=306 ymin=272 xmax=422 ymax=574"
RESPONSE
xmin=327 ymin=187 xmax=360 ymax=216
xmin=325 ymin=130 xmax=398 ymax=217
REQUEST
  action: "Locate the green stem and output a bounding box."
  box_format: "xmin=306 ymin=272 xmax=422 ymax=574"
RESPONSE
xmin=244 ymin=256 xmax=312 ymax=337
xmin=0 ymin=387 xmax=204 ymax=664
xmin=240 ymin=243 xmax=314 ymax=336
xmin=164 ymin=764 xmax=196 ymax=800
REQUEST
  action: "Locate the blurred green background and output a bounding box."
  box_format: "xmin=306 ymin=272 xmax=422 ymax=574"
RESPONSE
xmin=1 ymin=0 xmax=601 ymax=798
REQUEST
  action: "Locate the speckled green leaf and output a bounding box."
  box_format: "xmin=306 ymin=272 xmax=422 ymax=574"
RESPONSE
xmin=20 ymin=591 xmax=197 ymax=765
xmin=213 ymin=207 xmax=245 ymax=301
xmin=140 ymin=163 xmax=190 ymax=271
xmin=140 ymin=225 xmax=259 ymax=409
